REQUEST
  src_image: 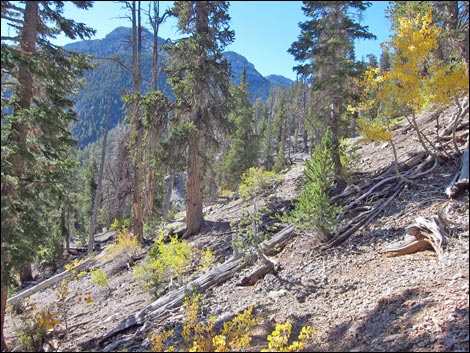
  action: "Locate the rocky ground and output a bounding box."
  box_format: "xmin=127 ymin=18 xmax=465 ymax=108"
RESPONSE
xmin=4 ymin=99 xmax=469 ymax=352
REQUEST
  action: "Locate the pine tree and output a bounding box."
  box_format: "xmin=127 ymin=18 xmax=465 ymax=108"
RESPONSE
xmin=288 ymin=129 xmax=343 ymax=242
xmin=1 ymin=2 xmax=95 ymax=349
xmin=289 ymin=1 xmax=376 ymax=186
xmin=259 ymin=88 xmax=280 ymax=170
xmin=272 ymin=88 xmax=291 ymax=172
xmin=164 ymin=1 xmax=234 ymax=237
xmin=219 ymin=68 xmax=259 ymax=190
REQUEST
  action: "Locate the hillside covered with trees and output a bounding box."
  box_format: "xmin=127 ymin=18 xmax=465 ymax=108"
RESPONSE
xmin=1 ymin=1 xmax=468 ymax=352
xmin=65 ymin=26 xmax=293 ymax=149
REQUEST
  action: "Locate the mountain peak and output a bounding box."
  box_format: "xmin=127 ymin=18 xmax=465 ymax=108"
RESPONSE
xmin=265 ymin=75 xmax=294 ymax=88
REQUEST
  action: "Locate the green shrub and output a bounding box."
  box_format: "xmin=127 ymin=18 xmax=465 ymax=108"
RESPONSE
xmin=90 ymin=268 xmax=109 ymax=289
xmin=109 ymin=218 xmax=130 ymax=231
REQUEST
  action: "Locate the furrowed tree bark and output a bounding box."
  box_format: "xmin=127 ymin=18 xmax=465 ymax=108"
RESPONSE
xmin=183 ymin=124 xmax=205 ymax=238
xmin=14 ymin=1 xmax=38 ymax=285
xmin=182 ymin=2 xmax=210 ymax=239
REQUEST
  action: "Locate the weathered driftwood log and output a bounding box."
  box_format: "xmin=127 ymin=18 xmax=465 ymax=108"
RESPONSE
xmin=7 ymin=257 xmax=97 ymax=306
xmin=97 ymin=224 xmax=295 ymax=349
xmin=446 ymin=137 xmax=469 ymax=198
xmin=382 ymin=215 xmax=447 ymax=258
xmin=237 ymin=261 xmax=274 ymax=286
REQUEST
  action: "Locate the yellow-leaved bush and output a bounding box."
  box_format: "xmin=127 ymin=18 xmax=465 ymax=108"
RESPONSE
xmin=357 ymin=118 xmax=393 ymax=144
xmin=261 ymin=322 xmax=316 ymax=352
xmin=133 ymin=233 xmax=193 ymax=295
xmin=148 ymin=294 xmax=259 ymax=352
xmin=103 ymin=228 xmax=142 ymax=265
xmin=148 ymin=294 xmax=315 ymax=352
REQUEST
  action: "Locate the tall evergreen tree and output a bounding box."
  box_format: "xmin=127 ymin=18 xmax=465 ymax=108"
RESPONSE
xmin=288 ymin=1 xmax=376 ymax=186
xmin=259 ymin=88 xmax=280 ymax=170
xmin=1 ymin=1 xmax=95 ymax=349
xmin=164 ymin=1 xmax=234 ymax=237
xmin=219 ymin=68 xmax=259 ymax=190
xmin=272 ymin=88 xmax=290 ymax=172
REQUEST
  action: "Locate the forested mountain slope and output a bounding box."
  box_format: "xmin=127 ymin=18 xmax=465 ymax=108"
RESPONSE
xmin=65 ymin=27 xmax=293 ymax=148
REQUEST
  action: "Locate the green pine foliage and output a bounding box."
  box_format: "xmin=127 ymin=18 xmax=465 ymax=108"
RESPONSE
xmin=1 ymin=2 xmax=95 ymax=279
xmin=287 ymin=129 xmax=343 ymax=242
xmin=219 ymin=69 xmax=259 ymax=190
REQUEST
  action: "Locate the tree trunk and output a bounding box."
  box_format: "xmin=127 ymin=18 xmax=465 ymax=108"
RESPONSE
xmin=10 ymin=1 xmax=38 ymax=288
xmin=2 ymin=5 xmax=38 ymax=343
xmin=133 ymin=159 xmax=144 ymax=242
xmin=1 ymin=282 xmax=7 ymax=352
xmin=162 ymin=172 xmax=175 ymax=220
xmin=183 ymin=125 xmax=205 ymax=238
xmin=444 ymin=1 xmax=469 ymax=75
xmin=183 ymin=3 xmax=209 ymax=238
xmin=61 ymin=208 xmax=70 ymax=254
xmin=130 ymin=0 xmax=144 ymax=242
xmin=89 ymin=101 xmax=111 ymax=254
xmin=143 ymin=1 xmax=162 ymax=224
xmin=19 ymin=263 xmax=33 ymax=284
xmin=1 ymin=243 xmax=11 ymax=352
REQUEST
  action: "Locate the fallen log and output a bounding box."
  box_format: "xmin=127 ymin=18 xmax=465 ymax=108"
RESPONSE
xmin=237 ymin=261 xmax=274 ymax=286
xmin=381 ymin=237 xmax=432 ymax=257
xmin=7 ymin=257 xmax=97 ymax=306
xmin=382 ymin=214 xmax=448 ymax=258
xmin=322 ymin=183 xmax=405 ymax=251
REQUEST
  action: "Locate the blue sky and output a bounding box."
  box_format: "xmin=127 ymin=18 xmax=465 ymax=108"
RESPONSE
xmin=2 ymin=1 xmax=392 ymax=81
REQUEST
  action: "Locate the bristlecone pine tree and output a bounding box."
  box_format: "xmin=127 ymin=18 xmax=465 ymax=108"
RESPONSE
xmin=164 ymin=1 xmax=235 ymax=238
xmin=1 ymin=1 xmax=95 ymax=350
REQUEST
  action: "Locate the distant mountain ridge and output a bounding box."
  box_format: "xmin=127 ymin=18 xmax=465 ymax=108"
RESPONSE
xmin=65 ymin=27 xmax=293 ymax=148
